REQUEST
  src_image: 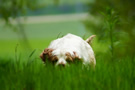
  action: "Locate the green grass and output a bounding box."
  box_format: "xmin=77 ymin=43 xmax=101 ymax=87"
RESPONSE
xmin=0 ymin=17 xmax=134 ymax=90
xmin=0 ymin=21 xmax=86 ymax=40
xmin=38 ymin=0 xmax=94 ymax=5
xmin=0 ymin=21 xmax=89 ymax=57
xmin=0 ymin=54 xmax=134 ymax=90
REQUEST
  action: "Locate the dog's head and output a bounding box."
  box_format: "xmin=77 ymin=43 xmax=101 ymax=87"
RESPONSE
xmin=40 ymin=34 xmax=96 ymax=67
xmin=40 ymin=48 xmax=80 ymax=66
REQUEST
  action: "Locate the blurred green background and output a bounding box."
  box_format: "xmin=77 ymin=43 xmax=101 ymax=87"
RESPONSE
xmin=0 ymin=0 xmax=92 ymax=57
xmin=0 ymin=0 xmax=135 ymax=89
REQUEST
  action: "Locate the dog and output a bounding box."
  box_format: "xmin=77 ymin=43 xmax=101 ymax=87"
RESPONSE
xmin=40 ymin=33 xmax=96 ymax=67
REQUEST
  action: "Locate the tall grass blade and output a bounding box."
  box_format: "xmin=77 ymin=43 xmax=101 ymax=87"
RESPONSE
xmin=15 ymin=44 xmax=19 ymax=61
xmin=27 ymin=49 xmax=36 ymax=67
xmin=29 ymin=49 xmax=36 ymax=58
xmin=57 ymin=32 xmax=62 ymax=39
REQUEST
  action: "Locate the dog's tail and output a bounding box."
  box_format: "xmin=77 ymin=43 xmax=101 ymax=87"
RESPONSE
xmin=86 ymin=35 xmax=96 ymax=44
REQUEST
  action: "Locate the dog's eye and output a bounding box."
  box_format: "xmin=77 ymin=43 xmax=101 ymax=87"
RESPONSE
xmin=49 ymin=55 xmax=58 ymax=61
xmin=52 ymin=59 xmax=57 ymax=63
xmin=48 ymin=55 xmax=58 ymax=64
xmin=50 ymin=59 xmax=58 ymax=65
xmin=66 ymin=59 xmax=73 ymax=63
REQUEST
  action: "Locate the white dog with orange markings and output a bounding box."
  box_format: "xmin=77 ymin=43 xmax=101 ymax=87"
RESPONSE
xmin=40 ymin=33 xmax=96 ymax=67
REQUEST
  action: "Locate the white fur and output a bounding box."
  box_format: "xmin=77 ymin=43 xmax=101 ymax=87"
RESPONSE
xmin=48 ymin=33 xmax=96 ymax=66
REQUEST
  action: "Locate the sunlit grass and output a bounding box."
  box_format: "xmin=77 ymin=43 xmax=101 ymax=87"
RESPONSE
xmin=0 ymin=15 xmax=134 ymax=90
xmin=0 ymin=21 xmax=87 ymax=57
xmin=0 ymin=53 xmax=134 ymax=90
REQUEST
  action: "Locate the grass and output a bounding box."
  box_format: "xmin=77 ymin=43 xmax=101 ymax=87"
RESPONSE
xmin=0 ymin=15 xmax=134 ymax=90
xmin=38 ymin=0 xmax=94 ymax=5
xmin=0 ymin=21 xmax=89 ymax=57
xmin=0 ymin=37 xmax=134 ymax=90
xmin=0 ymin=21 xmax=86 ymax=40
xmin=0 ymin=53 xmax=134 ymax=90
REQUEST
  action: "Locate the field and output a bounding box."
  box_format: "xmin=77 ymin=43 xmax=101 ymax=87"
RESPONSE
xmin=0 ymin=14 xmax=134 ymax=90
xmin=0 ymin=17 xmax=89 ymax=56
xmin=0 ymin=52 xmax=134 ymax=90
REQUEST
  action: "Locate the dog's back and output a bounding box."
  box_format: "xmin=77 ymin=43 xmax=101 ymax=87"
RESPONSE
xmin=48 ymin=33 xmax=96 ymax=66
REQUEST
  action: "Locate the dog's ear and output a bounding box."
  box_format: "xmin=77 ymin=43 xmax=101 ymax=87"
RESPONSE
xmin=40 ymin=48 xmax=54 ymax=63
xmin=40 ymin=51 xmax=46 ymax=62
xmin=86 ymin=35 xmax=96 ymax=44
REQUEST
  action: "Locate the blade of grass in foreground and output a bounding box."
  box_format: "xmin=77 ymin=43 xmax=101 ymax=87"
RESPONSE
xmin=0 ymin=56 xmax=134 ymax=90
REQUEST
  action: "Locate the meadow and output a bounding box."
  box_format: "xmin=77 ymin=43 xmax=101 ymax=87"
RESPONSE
xmin=0 ymin=50 xmax=134 ymax=90
xmin=0 ymin=16 xmax=134 ymax=90
xmin=0 ymin=20 xmax=88 ymax=56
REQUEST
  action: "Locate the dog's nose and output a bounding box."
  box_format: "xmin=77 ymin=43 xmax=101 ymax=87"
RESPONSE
xmin=58 ymin=62 xmax=65 ymax=67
